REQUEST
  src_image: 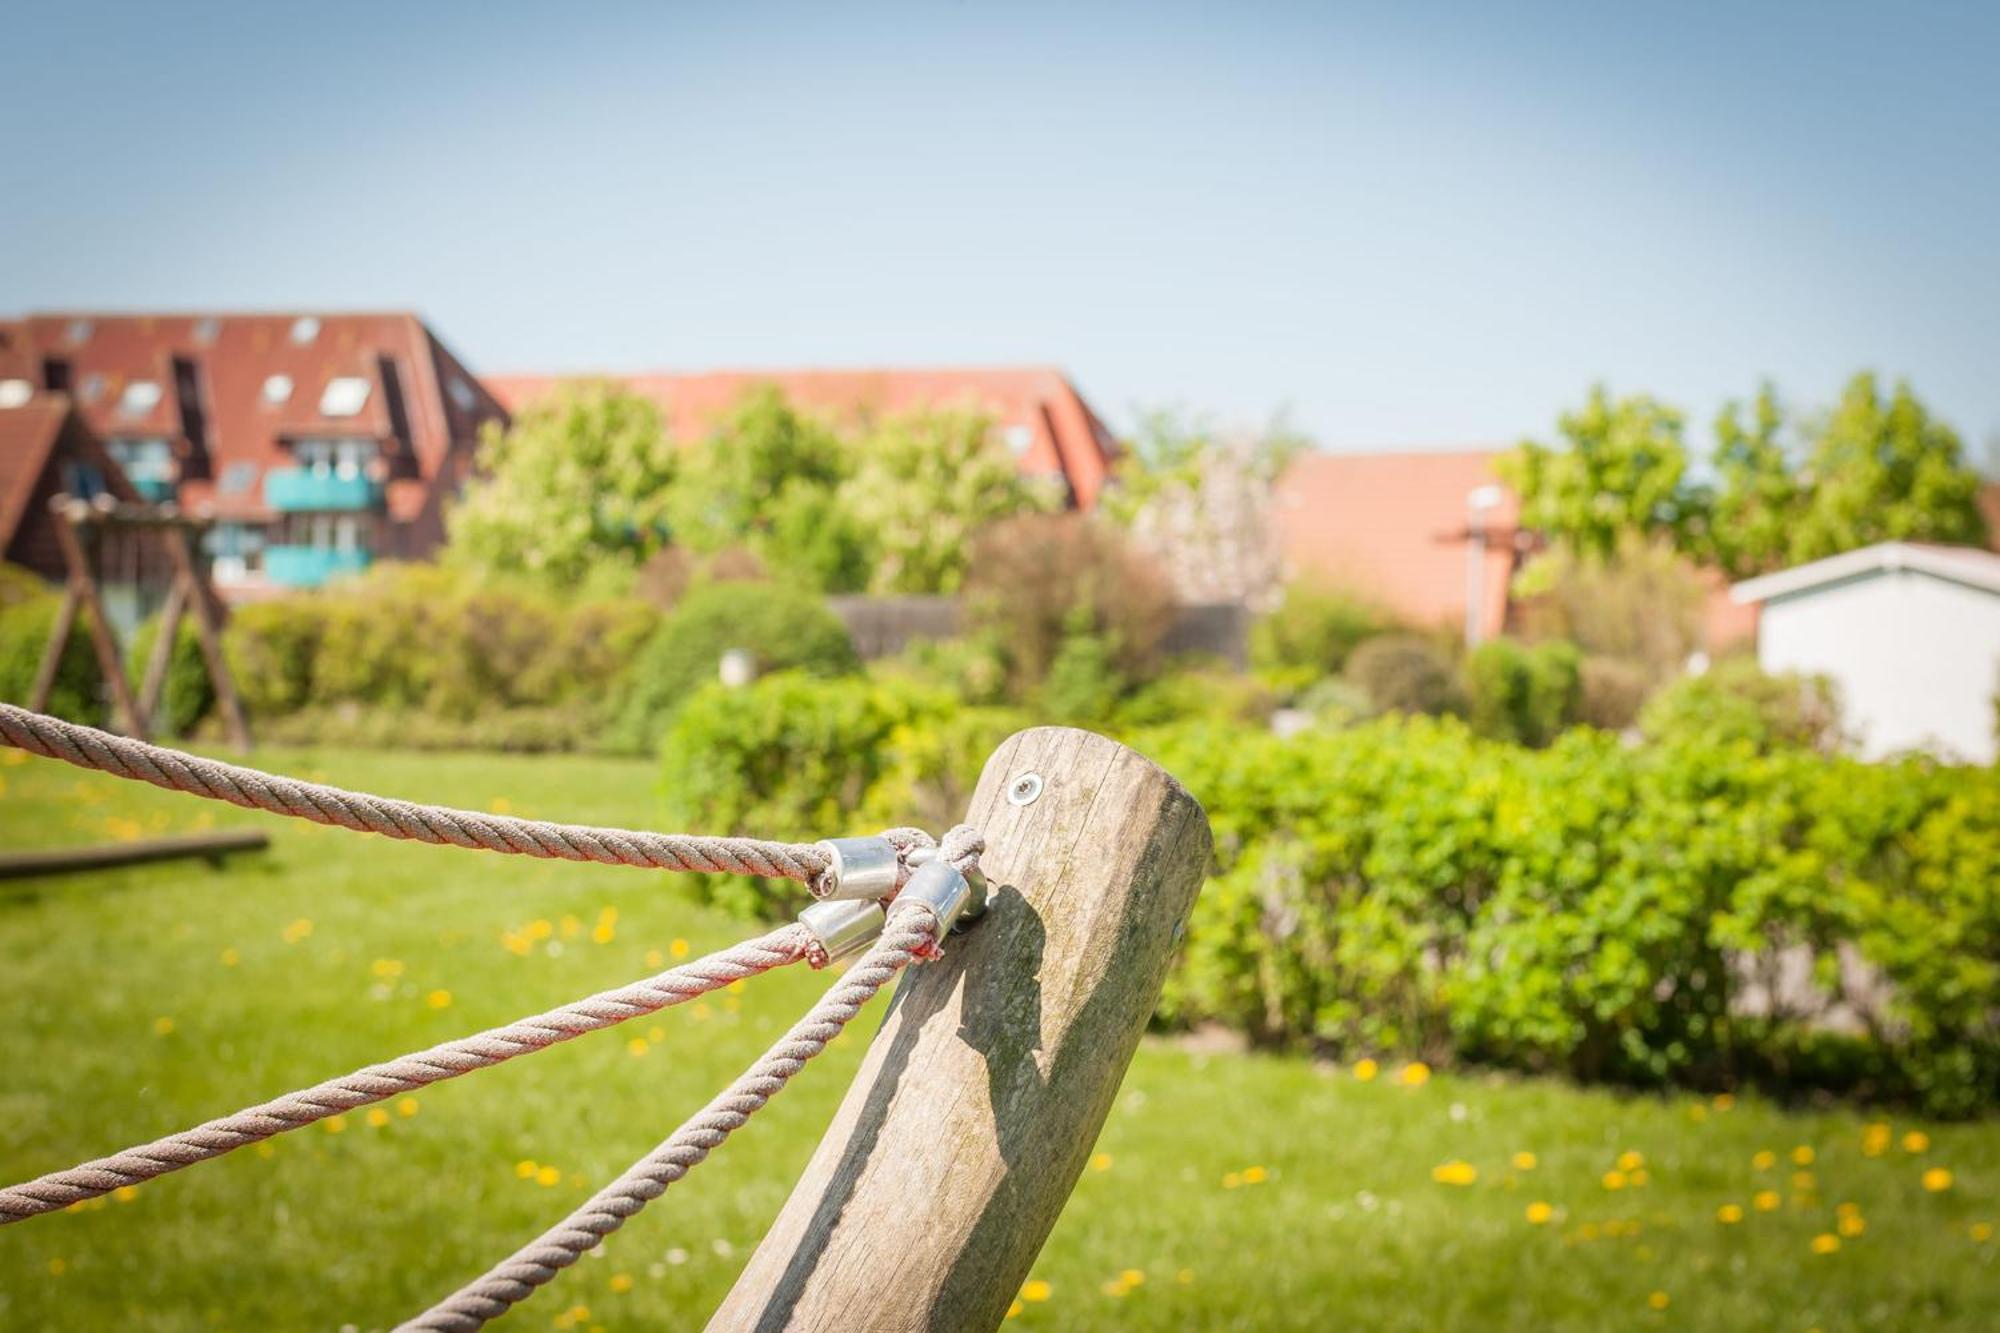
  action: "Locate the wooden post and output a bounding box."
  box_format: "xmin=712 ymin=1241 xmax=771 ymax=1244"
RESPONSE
xmin=710 ymin=726 xmax=1211 ymax=1332
xmin=26 ymin=585 xmax=81 ymax=714
xmin=162 ymin=525 xmax=252 ymax=751
xmin=48 ymin=505 xmax=147 ymax=741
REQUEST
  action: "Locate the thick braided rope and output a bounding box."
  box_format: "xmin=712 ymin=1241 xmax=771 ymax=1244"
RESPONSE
xmin=0 ymin=925 xmax=814 ymax=1223
xmin=397 ymin=902 xmax=939 ymax=1332
xmin=0 ymin=703 xmax=834 ymax=886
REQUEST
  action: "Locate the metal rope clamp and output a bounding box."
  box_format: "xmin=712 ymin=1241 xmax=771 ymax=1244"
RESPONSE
xmin=801 ymin=835 xmax=990 ymax=959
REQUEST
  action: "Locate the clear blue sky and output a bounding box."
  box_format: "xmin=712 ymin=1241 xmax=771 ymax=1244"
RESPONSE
xmin=4 ymin=1 xmax=1996 ymax=457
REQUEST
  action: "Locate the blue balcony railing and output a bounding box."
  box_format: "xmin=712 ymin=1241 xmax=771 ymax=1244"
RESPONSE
xmin=263 ymin=469 xmax=382 ymax=512
xmin=263 ymin=546 xmax=372 ymax=588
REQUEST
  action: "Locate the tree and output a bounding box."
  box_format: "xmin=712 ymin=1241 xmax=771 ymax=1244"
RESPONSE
xmin=666 ymin=386 xmax=873 ymax=592
xmin=1111 ymin=407 xmax=1303 ymax=608
xmin=447 ymin=380 xmax=676 ymax=589
xmin=1499 ymin=386 xmax=1700 ymax=561
xmin=1708 ymin=382 xmax=1805 ymax=578
xmin=839 ymin=407 xmax=1053 ymax=595
xmin=1788 ymin=372 xmax=1987 ymax=563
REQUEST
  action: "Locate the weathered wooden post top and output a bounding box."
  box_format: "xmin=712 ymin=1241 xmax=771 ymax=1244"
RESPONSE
xmin=714 ymin=725 xmax=1212 ymax=1332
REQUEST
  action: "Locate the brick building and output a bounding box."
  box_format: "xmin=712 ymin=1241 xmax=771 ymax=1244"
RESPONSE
xmin=0 ymin=313 xmax=506 ymax=594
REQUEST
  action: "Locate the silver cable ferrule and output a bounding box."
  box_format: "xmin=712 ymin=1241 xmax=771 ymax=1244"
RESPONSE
xmin=799 ymin=897 xmax=886 ymax=964
xmin=814 ymin=835 xmax=901 ymax=901
xmin=895 ymin=859 xmax=990 ymax=941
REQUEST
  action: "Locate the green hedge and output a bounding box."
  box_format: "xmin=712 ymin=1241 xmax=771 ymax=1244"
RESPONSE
xmin=1144 ymin=716 xmax=2000 ymax=1116
xmin=0 ymin=565 xmax=96 ymax=723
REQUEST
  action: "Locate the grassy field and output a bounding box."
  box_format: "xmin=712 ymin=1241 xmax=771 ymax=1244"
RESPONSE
xmin=0 ymin=744 xmax=1994 ymax=1330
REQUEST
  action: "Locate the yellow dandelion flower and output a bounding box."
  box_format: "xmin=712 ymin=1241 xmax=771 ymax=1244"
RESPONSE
xmin=113 ymin=1186 xmax=139 ymax=1203
xmin=1222 ymin=1172 xmax=1242 ymax=1189
xmin=426 ymin=989 xmax=452 ymax=1010
xmin=371 ymin=958 xmax=405 ymax=979
xmin=1629 ymin=1169 xmax=1650 ymax=1188
xmin=1753 ymin=1190 xmax=1780 ymax=1212
xmin=1089 ymin=1152 xmax=1112 ymax=1172
xmin=671 ymin=938 xmax=690 ymax=959
xmin=727 ymin=978 xmax=746 ymax=994
xmin=1689 ymin=1104 xmax=1709 ymax=1122
xmin=1399 ymin=1061 xmax=1431 ymax=1087
xmin=1752 ymin=1149 xmax=1776 ymax=1170
xmin=1101 ymin=1280 xmax=1128 ymax=1297
xmin=488 ymin=797 xmax=512 ymax=814
xmin=325 ymin=1115 xmax=348 ymax=1135
xmin=527 ymin=919 xmax=553 ymax=941
xmin=1712 ymin=1093 xmax=1735 ymax=1111
xmin=1835 ymin=1200 xmax=1860 ymax=1217
xmin=1020 ymin=1279 xmax=1052 ymax=1303
xmin=628 ymin=1037 xmax=650 ymax=1057
xmin=219 ymin=947 xmax=240 ymax=967
xmin=1242 ymin=1166 xmax=1268 ymax=1184
xmin=1922 ymin=1168 xmax=1953 ymax=1193
xmin=1862 ymin=1122 xmax=1891 ymax=1156
xmin=609 ymin=1273 xmax=634 ymax=1294
xmin=1512 ymin=1151 xmax=1538 ymax=1171
xmin=645 ymin=949 xmax=665 ymax=968
xmin=397 ymin=1097 xmax=419 ymax=1118
xmin=281 ymin=918 xmax=313 ymax=943
xmin=366 ymin=1107 xmax=391 ymax=1129
xmin=1969 ymin=1222 xmax=1993 ymax=1242
xmin=1810 ymin=1233 xmax=1840 ymax=1255
xmin=152 ymin=1016 xmax=175 ymax=1037
xmin=536 ymin=1165 xmax=561 ymax=1187
xmin=1837 ymin=1213 xmax=1865 ymax=1238
xmin=1601 ymin=1170 xmax=1628 ymax=1191
xmin=1716 ymin=1203 xmax=1743 ymax=1224
xmin=1432 ymin=1160 xmax=1478 ymax=1186
xmin=591 ymin=923 xmax=615 ymax=945
xmin=1792 ymin=1171 xmax=1816 ymax=1192
xmin=1120 ymin=1268 xmax=1145 ymax=1286
xmin=515 ymin=1159 xmax=537 ymax=1179
xmin=1902 ymin=1131 xmax=1930 ymax=1154
xmin=48 ymin=1257 xmax=66 ymax=1276
xmin=1006 ymin=1299 xmax=1024 ymax=1319
xmin=1352 ymin=1057 xmax=1379 ymax=1082
xmin=1525 ymin=1201 xmax=1554 ymax=1225
xmin=1791 ymin=1145 xmax=1814 ymax=1166
xmin=1648 ymin=1291 xmax=1669 ymax=1311
xmin=1617 ymin=1151 xmax=1644 ymax=1172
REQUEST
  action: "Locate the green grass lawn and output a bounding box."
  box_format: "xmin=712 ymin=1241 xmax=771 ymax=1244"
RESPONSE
xmin=0 ymin=744 xmax=1994 ymax=1330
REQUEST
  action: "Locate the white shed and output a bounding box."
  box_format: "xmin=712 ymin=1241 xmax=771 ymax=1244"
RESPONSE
xmin=1732 ymin=542 xmax=2000 ymax=764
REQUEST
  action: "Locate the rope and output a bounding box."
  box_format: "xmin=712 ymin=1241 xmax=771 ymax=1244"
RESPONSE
xmin=396 ymin=900 xmax=940 ymax=1332
xmin=0 ymin=703 xmax=842 ymax=886
xmin=0 ymin=925 xmax=815 ymax=1223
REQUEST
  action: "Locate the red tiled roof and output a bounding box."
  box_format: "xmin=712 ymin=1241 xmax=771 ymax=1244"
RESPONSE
xmin=0 ymin=391 xmax=141 ymax=566
xmin=485 ymin=366 xmax=1117 ymax=510
xmin=1272 ymin=449 xmax=1518 ymax=631
xmin=6 ymin=313 xmax=506 ymax=524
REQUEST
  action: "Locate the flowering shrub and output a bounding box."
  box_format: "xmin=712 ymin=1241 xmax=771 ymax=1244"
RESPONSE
xmin=1146 ymin=716 xmax=2000 ymax=1116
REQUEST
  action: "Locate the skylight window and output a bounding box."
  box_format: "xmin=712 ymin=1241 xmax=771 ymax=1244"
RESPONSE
xmin=119 ymin=380 xmax=163 ymax=417
xmin=319 ymin=376 xmax=372 ymax=417
xmin=66 ymin=319 xmax=93 ymax=346
xmin=290 ymin=316 xmax=321 ymax=345
xmin=0 ymin=379 xmax=31 ymax=409
xmin=262 ymin=374 xmax=294 ymax=406
xmin=193 ymin=317 xmax=221 ymax=345
xmin=1000 ymin=423 xmax=1034 ymax=455
xmin=78 ymin=373 xmax=105 ymax=404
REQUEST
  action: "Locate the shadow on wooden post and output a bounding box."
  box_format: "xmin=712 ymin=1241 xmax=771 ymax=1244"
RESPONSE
xmin=711 ymin=726 xmax=1211 ymax=1332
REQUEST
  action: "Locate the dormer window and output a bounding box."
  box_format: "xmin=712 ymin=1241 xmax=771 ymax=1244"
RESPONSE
xmin=319 ymin=376 xmax=371 ymax=418
xmin=262 ymin=374 xmax=294 ymax=406
xmin=0 ymin=379 xmax=31 ymax=409
xmin=66 ymin=319 xmax=93 ymax=346
xmin=290 ymin=316 xmax=321 ymax=344
xmin=119 ymin=380 xmax=163 ymax=417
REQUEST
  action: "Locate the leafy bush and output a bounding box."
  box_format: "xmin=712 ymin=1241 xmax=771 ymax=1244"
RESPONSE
xmin=223 ymin=599 xmax=324 ymax=716
xmin=1462 ymin=638 xmax=1580 ymax=747
xmin=126 ymin=614 xmax=214 ymax=736
xmin=1344 ymin=634 xmax=1462 ymax=717
xmin=1144 ymin=716 xmax=2000 ymax=1115
xmin=1639 ymin=657 xmax=1843 ymax=753
xmin=1111 ymin=668 xmax=1278 ymax=733
xmin=1251 ymin=581 xmax=1389 ymax=678
xmin=962 ymin=514 xmax=1174 ymax=697
xmin=609 ymin=581 xmax=858 ymax=755
xmin=0 ymin=565 xmax=95 ymax=723
xmin=657 ymin=673 xmax=949 ymax=917
xmin=1576 ymin=654 xmax=1653 ymax=731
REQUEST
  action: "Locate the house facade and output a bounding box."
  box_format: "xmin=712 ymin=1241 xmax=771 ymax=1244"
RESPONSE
xmin=485 ymin=367 xmax=1117 ymax=512
xmin=0 ymin=313 xmax=507 ymax=595
xmin=1732 ymin=543 xmax=2000 ymax=764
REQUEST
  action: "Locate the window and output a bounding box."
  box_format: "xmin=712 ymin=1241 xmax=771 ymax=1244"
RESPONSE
xmin=119 ymin=379 xmax=163 ymax=417
xmin=106 ymin=438 xmax=177 ymax=485
xmin=78 ymin=373 xmax=105 ymax=404
xmin=0 ymin=379 xmax=30 ymax=409
xmin=1000 ymin=423 xmax=1034 ymax=455
xmin=261 ymin=374 xmax=294 ymax=406
xmin=448 ymin=376 xmax=477 ymax=411
xmin=219 ymin=461 xmax=259 ymax=495
xmin=319 ymin=376 xmax=371 ymax=417
xmin=192 ymin=317 xmax=221 ymax=345
xmin=290 ymin=316 xmax=321 ymax=344
xmin=65 ymin=319 xmax=93 ymax=346
xmin=291 ymin=437 xmax=378 ymax=478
